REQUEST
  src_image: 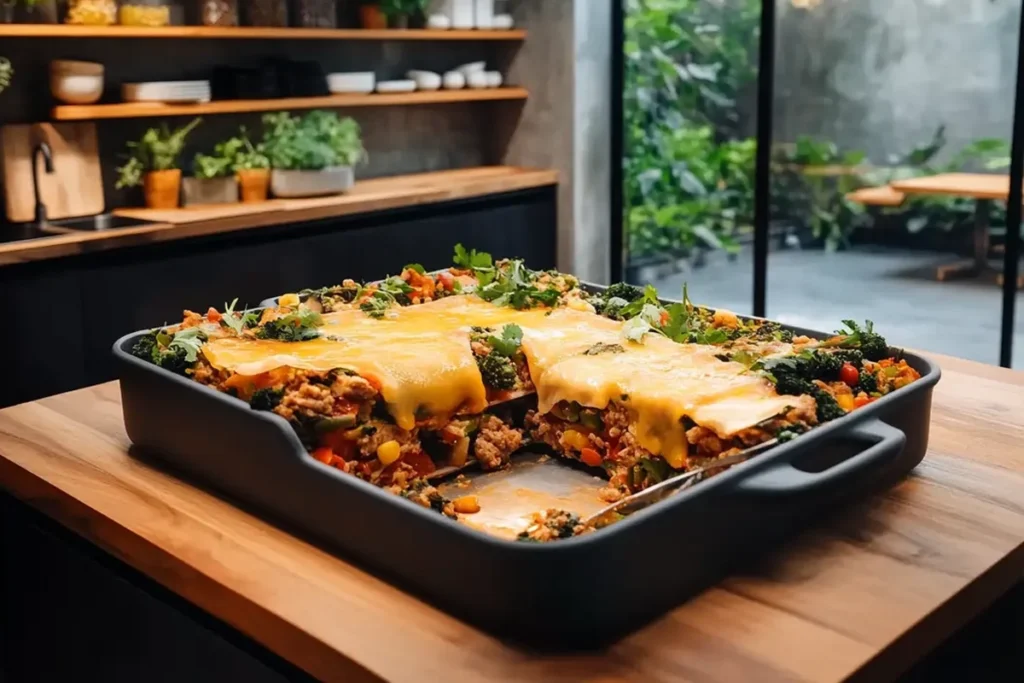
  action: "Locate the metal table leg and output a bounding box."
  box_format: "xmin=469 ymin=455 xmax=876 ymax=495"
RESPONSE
xmin=936 ymin=199 xmax=991 ymax=281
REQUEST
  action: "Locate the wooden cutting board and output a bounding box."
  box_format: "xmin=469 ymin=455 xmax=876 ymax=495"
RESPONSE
xmin=1 ymin=122 xmax=104 ymax=223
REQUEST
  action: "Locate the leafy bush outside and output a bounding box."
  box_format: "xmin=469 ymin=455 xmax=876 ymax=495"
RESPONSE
xmin=624 ymin=0 xmax=1013 ymax=260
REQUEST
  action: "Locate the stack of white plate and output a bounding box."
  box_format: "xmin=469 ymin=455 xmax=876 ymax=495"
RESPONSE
xmin=122 ymin=80 xmax=212 ymax=104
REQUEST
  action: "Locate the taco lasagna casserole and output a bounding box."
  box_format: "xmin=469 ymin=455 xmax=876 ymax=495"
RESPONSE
xmin=130 ymin=245 xmax=921 ymax=540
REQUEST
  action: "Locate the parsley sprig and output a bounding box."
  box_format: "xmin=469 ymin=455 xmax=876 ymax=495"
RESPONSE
xmin=487 ymin=324 xmax=523 ymax=357
xmin=220 ymin=298 xmax=261 ymax=336
xmin=453 ymin=244 xmax=496 ymax=286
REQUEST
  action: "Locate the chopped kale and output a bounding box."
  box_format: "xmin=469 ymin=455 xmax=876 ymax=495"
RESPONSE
xmin=256 ymin=308 xmax=322 ymax=341
xmin=250 ymin=388 xmax=284 ymax=411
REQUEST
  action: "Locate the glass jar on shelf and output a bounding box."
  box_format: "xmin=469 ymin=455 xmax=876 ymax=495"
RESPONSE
xmin=65 ymin=0 xmax=118 ymax=26
xmin=198 ymin=0 xmax=237 ymax=26
xmin=290 ymin=0 xmax=336 ymax=28
xmin=244 ymin=0 xmax=287 ymax=27
xmin=120 ymin=0 xmax=172 ymax=26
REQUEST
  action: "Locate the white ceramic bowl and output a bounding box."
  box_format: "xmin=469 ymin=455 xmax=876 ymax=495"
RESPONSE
xmin=466 ymin=71 xmax=489 ymax=89
xmin=327 ymin=72 xmax=375 ymax=95
xmin=426 ymin=13 xmax=451 ymax=29
xmin=455 ymin=61 xmax=486 ymax=75
xmin=407 ymin=70 xmax=442 ymax=91
xmin=485 ymin=71 xmax=503 ymax=88
xmin=50 ymin=60 xmax=104 ymax=105
xmin=376 ymin=79 xmax=417 ymax=94
xmin=442 ymin=71 xmax=466 ymax=90
xmin=492 ymin=13 xmax=513 ymax=29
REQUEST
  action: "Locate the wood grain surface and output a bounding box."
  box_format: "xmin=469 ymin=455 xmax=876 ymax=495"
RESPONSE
xmin=1 ymin=354 xmax=1023 ymax=683
xmin=0 ymin=166 xmax=558 ymax=267
xmin=0 ymin=122 xmax=104 ymax=222
xmin=52 ymin=88 xmax=531 ymax=122
xmin=890 ymin=173 xmax=1018 ymax=201
xmin=0 ymin=25 xmax=527 ymax=41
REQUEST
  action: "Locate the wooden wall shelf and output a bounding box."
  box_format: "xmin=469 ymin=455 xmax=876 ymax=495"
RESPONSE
xmin=0 ymin=24 xmax=526 ymax=41
xmin=51 ymin=88 xmax=530 ymax=121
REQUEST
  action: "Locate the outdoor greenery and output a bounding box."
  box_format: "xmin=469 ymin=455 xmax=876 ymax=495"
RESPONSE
xmin=0 ymin=57 xmax=10 ymax=94
xmin=625 ymin=0 xmax=1014 ymax=260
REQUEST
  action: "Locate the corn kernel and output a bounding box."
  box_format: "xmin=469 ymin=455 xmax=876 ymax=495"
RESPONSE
xmin=453 ymin=495 xmax=481 ymax=514
xmin=377 ymin=440 xmax=402 ymax=466
xmin=279 ymin=293 xmax=300 ymax=307
xmin=560 ymin=429 xmax=589 ymax=451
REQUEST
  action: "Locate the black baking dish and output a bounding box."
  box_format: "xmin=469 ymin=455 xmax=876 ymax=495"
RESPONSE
xmin=113 ymin=287 xmax=941 ymax=648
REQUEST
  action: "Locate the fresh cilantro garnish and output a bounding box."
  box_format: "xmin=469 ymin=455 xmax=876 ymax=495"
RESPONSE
xmin=255 ymin=308 xmax=322 ymax=342
xmin=619 ymin=284 xmax=662 ymax=319
xmin=475 ymin=259 xmax=561 ymax=310
xmin=404 ymin=263 xmax=426 ymax=275
xmin=359 ymin=290 xmax=398 ymax=319
xmin=220 ymin=298 xmax=260 ymax=336
xmin=379 ymin=275 xmax=415 ymax=304
xmin=487 ymin=323 xmax=523 ymax=357
xmin=168 ymin=327 xmax=205 ymax=362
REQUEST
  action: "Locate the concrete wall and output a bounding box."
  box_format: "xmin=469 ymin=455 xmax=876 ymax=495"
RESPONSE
xmin=773 ymin=0 xmax=1021 ymax=161
xmin=499 ymin=0 xmax=612 ymax=282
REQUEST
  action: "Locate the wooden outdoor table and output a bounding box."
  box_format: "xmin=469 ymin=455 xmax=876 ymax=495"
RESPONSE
xmin=2 ymin=356 xmax=1024 ymax=682
xmin=889 ymin=173 xmax=1024 ymax=287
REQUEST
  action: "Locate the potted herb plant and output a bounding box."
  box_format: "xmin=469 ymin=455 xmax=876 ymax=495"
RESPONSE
xmin=183 ymin=144 xmax=239 ymax=207
xmin=358 ymin=1 xmax=387 ymax=29
xmin=380 ymin=0 xmax=425 ymax=28
xmin=263 ymin=110 xmax=366 ymax=199
xmin=226 ymin=126 xmax=271 ymax=203
xmin=0 ymin=58 xmax=11 ymax=95
xmin=115 ymin=118 xmax=202 ymax=210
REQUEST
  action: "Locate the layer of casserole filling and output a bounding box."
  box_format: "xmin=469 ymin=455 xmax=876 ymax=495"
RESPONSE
xmin=130 ymin=246 xmax=921 ymax=537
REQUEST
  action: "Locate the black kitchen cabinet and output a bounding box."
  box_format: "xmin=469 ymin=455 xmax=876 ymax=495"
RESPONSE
xmin=0 ymin=188 xmax=556 ymax=408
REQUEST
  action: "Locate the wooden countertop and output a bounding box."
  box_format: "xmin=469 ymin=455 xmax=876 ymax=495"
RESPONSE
xmin=2 ymin=354 xmax=1024 ymax=682
xmin=0 ymin=166 xmax=558 ymax=267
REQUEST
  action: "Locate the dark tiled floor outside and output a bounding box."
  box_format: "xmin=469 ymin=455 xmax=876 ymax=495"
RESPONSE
xmin=647 ymin=246 xmax=1024 ymax=368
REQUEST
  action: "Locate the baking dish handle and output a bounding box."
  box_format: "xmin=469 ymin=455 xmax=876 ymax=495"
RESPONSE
xmin=735 ymin=419 xmax=906 ymax=497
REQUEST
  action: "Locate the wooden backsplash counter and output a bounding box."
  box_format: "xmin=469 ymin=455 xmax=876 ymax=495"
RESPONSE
xmin=0 ymin=167 xmax=557 ymax=267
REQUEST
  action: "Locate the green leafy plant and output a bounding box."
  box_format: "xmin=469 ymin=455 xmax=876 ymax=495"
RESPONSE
xmin=115 ymin=118 xmax=202 ymax=189
xmin=262 ymin=111 xmax=366 ymax=171
xmin=225 ymin=126 xmax=270 ymax=171
xmin=379 ymin=0 xmax=426 ymax=19
xmin=0 ymin=58 xmax=12 ymax=95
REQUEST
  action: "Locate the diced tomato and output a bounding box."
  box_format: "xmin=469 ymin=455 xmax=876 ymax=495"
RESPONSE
xmin=436 ymin=271 xmax=455 ymax=292
xmin=312 ymin=447 xmax=334 ymax=465
xmin=580 ymin=447 xmax=603 ymax=467
xmin=402 ymin=450 xmax=436 ymax=477
xmin=320 ymin=431 xmax=357 ymax=459
xmin=839 ymin=362 xmax=860 ymax=387
xmin=206 ymin=307 xmax=222 ymax=323
xmin=854 ymin=394 xmax=872 ymax=409
xmin=605 ymin=436 xmax=621 ymax=461
xmin=660 ymin=310 xmax=670 ymax=327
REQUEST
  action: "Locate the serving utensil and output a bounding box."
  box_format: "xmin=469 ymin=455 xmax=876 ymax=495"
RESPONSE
xmin=582 ymin=438 xmax=779 ymax=527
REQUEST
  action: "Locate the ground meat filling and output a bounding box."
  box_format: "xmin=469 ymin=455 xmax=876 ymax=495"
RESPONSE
xmin=517 ymin=508 xmax=592 ymax=542
xmin=473 ymin=415 xmax=524 ymax=470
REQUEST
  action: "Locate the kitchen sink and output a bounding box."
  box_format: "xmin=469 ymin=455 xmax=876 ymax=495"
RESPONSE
xmin=41 ymin=214 xmax=162 ymax=233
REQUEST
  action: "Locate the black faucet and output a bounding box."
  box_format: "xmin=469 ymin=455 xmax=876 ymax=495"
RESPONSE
xmin=32 ymin=141 xmax=54 ymax=226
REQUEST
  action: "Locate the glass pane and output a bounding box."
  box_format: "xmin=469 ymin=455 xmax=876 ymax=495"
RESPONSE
xmin=620 ymin=0 xmax=758 ymax=314
xmin=767 ymin=0 xmax=1021 ymax=365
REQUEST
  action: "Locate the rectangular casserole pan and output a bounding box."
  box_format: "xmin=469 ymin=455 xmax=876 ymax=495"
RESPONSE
xmin=113 ymin=286 xmax=940 ymax=649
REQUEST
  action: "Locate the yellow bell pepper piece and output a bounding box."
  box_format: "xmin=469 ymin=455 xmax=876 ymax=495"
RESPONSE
xmin=560 ymin=429 xmax=590 ymax=451
xmin=279 ymin=293 xmax=300 ymax=307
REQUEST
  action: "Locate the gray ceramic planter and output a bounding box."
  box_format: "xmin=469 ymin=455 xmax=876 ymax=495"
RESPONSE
xmin=182 ymin=177 xmax=239 ymax=206
xmin=270 ymin=166 xmax=354 ymax=198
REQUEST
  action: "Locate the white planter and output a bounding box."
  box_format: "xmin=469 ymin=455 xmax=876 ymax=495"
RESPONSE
xmin=182 ymin=176 xmax=239 ymax=206
xmin=270 ymin=167 xmax=354 ymax=198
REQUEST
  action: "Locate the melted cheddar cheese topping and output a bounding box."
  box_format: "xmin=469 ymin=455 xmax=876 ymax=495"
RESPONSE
xmin=202 ymin=296 xmax=810 ymax=463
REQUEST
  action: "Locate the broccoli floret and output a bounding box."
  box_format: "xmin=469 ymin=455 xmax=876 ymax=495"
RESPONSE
xmin=130 ymin=333 xmax=158 ymax=363
xmin=603 ymin=282 xmax=644 ymax=302
xmin=250 ymin=388 xmax=284 ymax=411
xmin=256 ymin=309 xmax=322 ymax=342
xmin=859 ymin=370 xmax=879 ymax=394
xmin=750 ymin=321 xmax=794 ymax=343
xmin=129 ymin=331 xmax=197 ymax=375
xmin=836 ymin=320 xmax=890 ymax=361
xmin=477 ymin=353 xmax=517 ymax=390
xmin=154 ymin=346 xmax=192 ymax=375
xmin=812 ymin=387 xmax=846 ymax=423
xmin=774 ymin=373 xmax=813 ymax=398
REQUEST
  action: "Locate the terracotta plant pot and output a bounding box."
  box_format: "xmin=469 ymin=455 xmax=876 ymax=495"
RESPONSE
xmin=143 ymin=169 xmax=182 ymax=210
xmin=359 ymin=4 xmax=387 ymax=29
xmin=237 ymin=168 xmax=271 ymax=203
